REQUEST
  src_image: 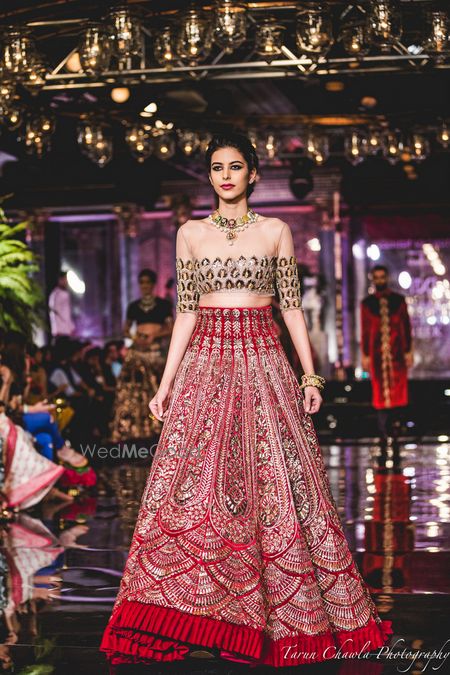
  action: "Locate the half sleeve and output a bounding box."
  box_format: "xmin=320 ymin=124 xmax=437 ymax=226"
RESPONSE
xmin=175 ymin=226 xmax=200 ymax=315
xmin=275 ymin=222 xmax=303 ymax=312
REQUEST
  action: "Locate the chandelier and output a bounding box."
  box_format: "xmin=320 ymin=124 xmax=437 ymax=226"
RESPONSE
xmin=213 ymin=1 xmax=247 ymax=55
xmin=345 ymin=130 xmax=368 ymax=165
xmin=107 ymin=6 xmax=143 ymax=63
xmin=367 ymin=1 xmax=402 ymax=53
xmin=177 ymin=129 xmax=201 ymax=156
xmin=423 ymin=11 xmax=449 ymax=58
xmin=176 ymin=8 xmax=213 ymax=65
xmin=295 ymin=5 xmax=334 ymax=58
xmin=305 ymin=131 xmax=330 ymax=165
xmin=24 ymin=112 xmax=55 ymax=157
xmin=254 ymin=17 xmax=285 ymax=63
xmin=79 ymin=23 xmax=111 ymax=75
xmin=125 ymin=124 xmax=153 ymax=163
xmin=77 ymin=121 xmax=113 ymax=167
xmin=154 ymin=26 xmax=176 ymax=69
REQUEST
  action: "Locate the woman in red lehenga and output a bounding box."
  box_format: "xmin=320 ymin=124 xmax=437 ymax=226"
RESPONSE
xmin=100 ymin=133 xmax=393 ymax=670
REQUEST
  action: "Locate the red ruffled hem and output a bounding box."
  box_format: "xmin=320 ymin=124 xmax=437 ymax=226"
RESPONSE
xmin=100 ymin=599 xmax=394 ymax=669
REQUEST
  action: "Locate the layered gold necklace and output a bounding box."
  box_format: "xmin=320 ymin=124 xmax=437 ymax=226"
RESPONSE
xmin=208 ymin=208 xmax=259 ymax=245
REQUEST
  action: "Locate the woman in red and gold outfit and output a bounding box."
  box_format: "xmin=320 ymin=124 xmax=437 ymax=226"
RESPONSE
xmin=100 ymin=133 xmax=393 ymax=669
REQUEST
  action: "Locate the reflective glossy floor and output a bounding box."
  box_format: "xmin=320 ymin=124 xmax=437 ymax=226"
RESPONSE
xmin=1 ymin=437 xmax=449 ymax=675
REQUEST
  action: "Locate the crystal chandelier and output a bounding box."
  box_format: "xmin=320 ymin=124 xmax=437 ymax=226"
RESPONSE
xmin=3 ymin=106 xmax=22 ymax=130
xmin=125 ymin=124 xmax=153 ymax=163
xmin=107 ymin=6 xmax=143 ymax=61
xmin=0 ymin=81 xmax=16 ymax=114
xmin=423 ymin=11 xmax=449 ymax=57
xmin=1 ymin=26 xmax=49 ymax=87
xmin=176 ymin=8 xmax=213 ymax=64
xmin=153 ymin=133 xmax=176 ymax=160
xmin=437 ymin=121 xmax=449 ymax=148
xmin=295 ymin=5 xmax=334 ymax=57
xmin=367 ymin=128 xmax=383 ymax=155
xmin=177 ymin=129 xmax=201 ymax=156
xmin=367 ymin=1 xmax=402 ymax=53
xmin=213 ymin=1 xmax=247 ymax=55
xmin=409 ymin=133 xmax=430 ymax=162
xmin=77 ymin=121 xmax=113 ymax=167
xmin=262 ymin=132 xmax=278 ymax=161
xmin=24 ymin=113 xmax=55 ymax=157
xmin=382 ymin=130 xmax=404 ymax=164
xmin=305 ymin=130 xmax=329 ymax=165
xmin=154 ymin=26 xmax=176 ymax=68
xmin=254 ymin=17 xmax=285 ymax=63
xmin=199 ymin=131 xmax=213 ymax=154
xmin=339 ymin=18 xmax=371 ymax=57
xmin=1 ymin=28 xmax=35 ymax=77
xmin=345 ymin=130 xmax=368 ymax=165
xmin=79 ymin=23 xmax=111 ymax=75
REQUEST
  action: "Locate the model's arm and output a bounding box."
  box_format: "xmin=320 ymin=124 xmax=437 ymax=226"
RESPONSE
xmin=151 ymin=224 xmax=199 ymax=419
xmin=275 ymin=221 xmax=322 ymax=413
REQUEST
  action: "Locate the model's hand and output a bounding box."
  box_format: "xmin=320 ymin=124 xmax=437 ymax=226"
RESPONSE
xmin=303 ymin=386 xmax=322 ymax=414
xmin=405 ymin=351 xmax=414 ymax=368
xmin=362 ymin=355 xmax=371 ymax=372
xmin=149 ymin=383 xmax=172 ymax=422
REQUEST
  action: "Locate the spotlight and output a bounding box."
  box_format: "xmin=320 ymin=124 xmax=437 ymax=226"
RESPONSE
xmin=398 ymin=271 xmax=412 ymax=289
xmin=307 ymin=237 xmax=321 ymax=252
xmin=67 ymin=269 xmax=86 ymax=294
xmin=367 ymin=244 xmax=380 ymax=261
xmin=352 ymin=242 xmax=365 ymax=260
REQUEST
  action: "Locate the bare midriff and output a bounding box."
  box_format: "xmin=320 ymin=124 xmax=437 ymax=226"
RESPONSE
xmin=134 ymin=323 xmax=164 ymax=340
xmin=198 ymin=292 xmax=273 ymax=308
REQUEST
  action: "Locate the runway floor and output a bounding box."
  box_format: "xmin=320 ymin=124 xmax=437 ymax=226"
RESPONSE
xmin=1 ymin=437 xmax=449 ymax=674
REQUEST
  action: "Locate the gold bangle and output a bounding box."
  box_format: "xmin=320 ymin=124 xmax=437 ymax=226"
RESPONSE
xmin=300 ymin=374 xmax=325 ymax=391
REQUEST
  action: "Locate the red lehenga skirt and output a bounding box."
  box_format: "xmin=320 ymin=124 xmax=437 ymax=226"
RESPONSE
xmin=100 ymin=305 xmax=393 ymax=669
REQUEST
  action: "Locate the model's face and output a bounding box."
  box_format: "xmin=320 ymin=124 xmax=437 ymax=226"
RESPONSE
xmin=372 ymin=270 xmax=388 ymax=290
xmin=208 ymin=147 xmax=256 ymax=201
xmin=139 ymin=276 xmax=154 ymax=295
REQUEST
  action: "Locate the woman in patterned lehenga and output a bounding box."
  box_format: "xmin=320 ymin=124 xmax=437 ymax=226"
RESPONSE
xmin=100 ymin=133 xmax=393 ymax=670
xmin=109 ymin=269 xmax=174 ymax=442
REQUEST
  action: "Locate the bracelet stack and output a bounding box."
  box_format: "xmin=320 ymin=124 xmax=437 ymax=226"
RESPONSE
xmin=300 ymin=374 xmax=326 ymax=391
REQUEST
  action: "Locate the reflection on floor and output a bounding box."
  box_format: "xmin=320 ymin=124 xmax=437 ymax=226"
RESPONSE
xmin=1 ymin=438 xmax=449 ymax=674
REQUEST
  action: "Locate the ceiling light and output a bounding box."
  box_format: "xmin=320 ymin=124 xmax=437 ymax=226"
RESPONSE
xmin=111 ymin=87 xmax=130 ymax=103
xmin=144 ymin=102 xmax=158 ymax=113
xmin=66 ymin=51 xmax=81 ymax=72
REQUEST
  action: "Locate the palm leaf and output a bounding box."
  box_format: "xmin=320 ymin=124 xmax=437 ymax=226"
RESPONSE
xmin=0 ymin=196 xmax=44 ymax=339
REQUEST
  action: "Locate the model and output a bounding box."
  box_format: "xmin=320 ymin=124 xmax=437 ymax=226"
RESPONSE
xmin=109 ymin=269 xmax=174 ymax=442
xmin=100 ymin=132 xmax=393 ymax=669
xmin=361 ymin=264 xmax=413 ymax=444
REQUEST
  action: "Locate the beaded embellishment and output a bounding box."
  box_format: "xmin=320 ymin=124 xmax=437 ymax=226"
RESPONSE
xmin=275 ymin=255 xmax=303 ymax=311
xmin=175 ymin=254 xmax=303 ymax=313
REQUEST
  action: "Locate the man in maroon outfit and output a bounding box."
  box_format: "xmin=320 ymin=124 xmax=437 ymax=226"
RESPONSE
xmin=361 ymin=265 xmax=413 ymax=444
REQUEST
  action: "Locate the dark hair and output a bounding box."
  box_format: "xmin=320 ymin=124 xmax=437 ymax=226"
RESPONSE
xmin=138 ymin=268 xmax=157 ymax=284
xmin=371 ymin=265 xmax=389 ymax=275
xmin=205 ymin=132 xmax=259 ymax=198
xmin=58 ymin=270 xmax=67 ymax=280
